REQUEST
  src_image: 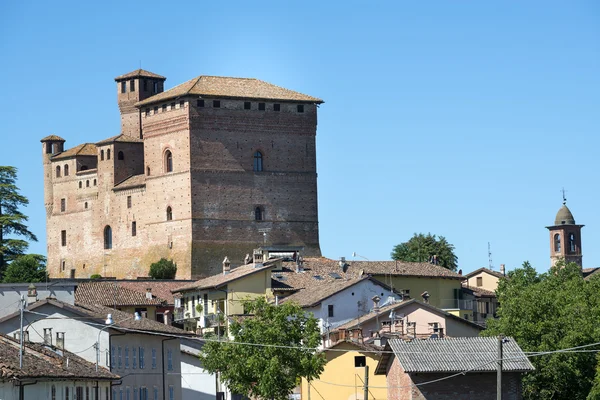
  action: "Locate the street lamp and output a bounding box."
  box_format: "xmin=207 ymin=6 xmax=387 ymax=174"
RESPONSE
xmin=95 ymin=312 xmax=141 ymax=371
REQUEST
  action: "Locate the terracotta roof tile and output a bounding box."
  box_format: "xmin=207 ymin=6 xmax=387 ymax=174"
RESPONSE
xmin=583 ymin=267 xmax=600 ymax=280
xmin=96 ymin=134 xmax=144 ymax=145
xmin=462 ymin=284 xmax=496 ymax=297
xmin=113 ymin=174 xmax=146 ymax=190
xmin=115 ymin=69 xmax=166 ymax=81
xmin=51 ymin=143 xmax=97 ymax=160
xmin=76 ymin=281 xmax=166 ymax=306
xmin=280 ymin=276 xmax=371 ymax=307
xmin=117 ymin=281 xmax=191 ymax=305
xmin=465 ymin=267 xmax=506 ymax=280
xmin=136 ymin=75 xmax=323 ymax=107
xmin=40 ymin=135 xmax=65 ymax=142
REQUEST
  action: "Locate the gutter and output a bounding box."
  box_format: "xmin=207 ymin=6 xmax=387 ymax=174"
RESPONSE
xmin=17 ymin=379 xmax=37 ymax=400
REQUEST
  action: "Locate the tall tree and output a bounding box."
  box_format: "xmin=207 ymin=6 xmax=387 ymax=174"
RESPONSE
xmin=484 ymin=260 xmax=600 ymax=400
xmin=391 ymin=233 xmax=458 ymax=271
xmin=2 ymin=254 xmax=47 ymax=283
xmin=0 ymin=166 xmax=37 ymax=275
xmin=199 ymin=297 xmax=326 ymax=400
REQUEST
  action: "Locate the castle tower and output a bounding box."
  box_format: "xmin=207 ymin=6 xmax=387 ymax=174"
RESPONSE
xmin=546 ymin=199 xmax=584 ymax=267
xmin=40 ymin=135 xmax=65 ymax=215
xmin=114 ymin=69 xmax=166 ymax=139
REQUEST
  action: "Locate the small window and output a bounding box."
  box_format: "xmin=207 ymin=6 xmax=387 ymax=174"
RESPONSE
xmin=328 ymin=304 xmax=334 ymax=318
xmin=93 ymin=179 xmax=97 ymax=186
xmin=79 ymin=181 xmax=82 ymax=189
xmin=152 ymin=348 xmax=157 ymax=369
xmin=121 ymin=81 xmax=126 ymax=93
xmin=143 ymin=80 xmax=148 ymax=91
xmin=133 ymin=347 xmax=137 ymax=369
xmin=86 ymin=180 xmax=90 ymax=188
xmin=51 ymin=385 xmax=56 ymax=400
xmin=130 ymin=79 xmax=135 ymax=92
xmin=66 ymin=387 xmax=70 ymax=400
xmin=118 ymin=151 xmax=124 ymax=160
xmin=274 ymin=103 xmax=280 ymax=111
xmin=253 ymin=151 xmax=263 ymax=172
xmin=213 ymin=100 xmax=220 ymax=108
xmin=125 ymin=346 xmax=130 ymax=368
xmin=354 ymin=356 xmax=366 ymax=367
xmin=60 ymin=198 xmax=66 ymax=212
xmin=554 ymin=233 xmax=561 ymax=252
xmin=258 ymin=102 xmax=265 ymax=111
xmin=104 ymin=225 xmax=112 ymax=249
xmin=180 ymin=100 xmax=185 ymax=108
xmin=101 ymin=150 xmax=104 ymax=161
xmin=197 ymin=99 xmax=204 ymax=107
xmin=139 ymin=346 xmax=145 ymax=369
xmin=167 ymin=350 xmax=173 ymax=371
xmin=107 ymin=149 xmax=111 ymax=160
xmin=476 ymin=277 xmax=483 ymax=287
xmin=56 ymin=165 xmax=61 ymax=178
xmin=153 ymin=81 xmax=159 ymax=93
xmin=162 ymin=104 xmax=167 ymax=112
xmin=244 ymin=101 xmax=251 ymax=110
xmin=84 ymin=202 xmax=88 ymax=209
xmin=127 ymin=196 xmax=132 ymax=208
xmin=165 ymin=150 xmax=173 ymax=173
xmin=61 ymin=260 xmax=65 ymax=271
xmin=255 ymin=206 xmax=263 ymax=221
xmin=569 ymin=233 xmax=576 ymax=253
xmin=61 ymin=230 xmax=67 ymax=246
xmin=64 ymin=164 xmax=69 ymax=176
xmin=297 ymin=104 xmax=304 ymax=113
xmin=145 ymin=108 xmax=150 ymax=116
xmin=153 ymin=106 xmax=158 ymax=114
xmin=171 ymin=102 xmax=176 ymax=110
xmin=146 ymin=166 xmax=151 ymax=176
xmin=166 ymin=206 xmax=173 ymax=221
xmin=132 ymin=221 xmax=137 ymax=236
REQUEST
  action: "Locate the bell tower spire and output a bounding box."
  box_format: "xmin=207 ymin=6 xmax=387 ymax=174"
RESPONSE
xmin=546 ymin=191 xmax=584 ymax=268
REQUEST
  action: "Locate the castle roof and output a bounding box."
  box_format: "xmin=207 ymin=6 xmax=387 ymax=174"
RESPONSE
xmin=51 ymin=143 xmax=97 ymax=160
xmin=136 ymin=75 xmax=323 ymax=107
xmin=96 ymin=134 xmax=144 ymax=145
xmin=114 ymin=69 xmax=166 ymax=81
xmin=40 ymin=134 xmax=65 ymax=142
xmin=113 ymin=174 xmax=146 ymax=191
xmin=555 ymin=204 xmax=576 ymax=225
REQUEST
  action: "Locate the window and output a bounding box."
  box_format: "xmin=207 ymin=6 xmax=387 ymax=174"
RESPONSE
xmin=255 ymin=206 xmax=263 ymax=221
xmin=86 ymin=180 xmax=90 ymax=188
xmin=180 ymin=100 xmax=184 ymax=108
xmin=197 ymin=99 xmax=204 ymax=107
xmin=476 ymin=277 xmax=483 ymax=287
xmin=165 ymin=150 xmax=173 ymax=173
xmin=106 ymin=387 xmax=109 ymax=400
xmin=168 ymin=386 xmax=174 ymax=400
xmin=354 ymin=356 xmax=366 ymax=367
xmin=119 ymin=388 xmax=123 ymax=400
xmin=145 ymin=108 xmax=150 ymax=116
xmin=61 ymin=198 xmax=66 ymax=212
xmin=133 ymin=388 xmax=137 ymax=400
xmin=101 ymin=150 xmax=104 ymax=161
xmin=140 ymin=387 xmax=148 ymax=400
xmin=258 ymin=102 xmax=265 ymax=111
xmin=153 ymin=387 xmax=158 ymax=400
xmin=244 ymin=101 xmax=251 ymax=110
xmin=139 ymin=346 xmax=145 ymax=369
xmin=166 ymin=206 xmax=172 ymax=221
xmin=143 ymin=80 xmax=148 ymax=91
xmin=152 ymin=348 xmax=157 ymax=369
xmin=167 ymin=349 xmax=173 ymax=371
xmin=253 ymin=151 xmax=263 ymax=172
xmin=51 ymin=385 xmax=56 ymax=400
xmin=84 ymin=201 xmax=88 ymax=209
xmin=61 ymin=230 xmax=67 ymax=246
xmin=104 ymin=226 xmax=112 ymax=249
xmin=126 ymin=387 xmax=130 ymax=400
xmin=56 ymin=165 xmax=61 ymax=178
xmin=297 ymin=104 xmax=305 ymax=113
xmin=162 ymin=104 xmax=167 ymax=112
xmin=153 ymin=106 xmax=158 ymax=114
xmin=125 ymin=346 xmax=129 ymax=368
xmin=93 ymin=179 xmax=96 ymax=186
xmin=554 ymin=233 xmax=561 ymax=252
xmin=130 ymin=79 xmax=135 ymax=92
xmin=107 ymin=149 xmax=111 ymax=160
xmin=64 ymin=164 xmax=69 ymax=176
xmin=127 ymin=196 xmax=132 ymax=208
xmin=79 ymin=181 xmax=82 ymax=188
xmin=66 ymin=387 xmax=69 ymax=400
xmin=170 ymin=102 xmax=176 ymax=110
xmin=569 ymin=233 xmax=576 ymax=253
xmin=153 ymin=81 xmax=159 ymax=93
xmin=274 ymin=103 xmax=280 ymax=111
xmin=133 ymin=347 xmax=137 ymax=369
xmin=86 ymin=387 xmax=90 ymax=400
xmin=328 ymin=304 xmax=334 ymax=318
xmin=118 ymin=346 xmax=122 ymax=369
xmin=132 ymin=221 xmax=137 ymax=236
xmin=111 ymin=346 xmax=116 ymax=366
xmin=213 ymin=100 xmax=220 ymax=108
xmin=121 ymin=81 xmax=126 ymax=93
xmin=62 ymin=260 xmax=65 ymax=271
xmin=118 ymin=151 xmax=124 ymax=160
xmin=146 ymin=167 xmax=151 ymax=176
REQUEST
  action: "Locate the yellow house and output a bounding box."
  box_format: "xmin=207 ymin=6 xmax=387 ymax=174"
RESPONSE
xmin=301 ymin=341 xmax=387 ymax=400
xmin=172 ymin=257 xmax=280 ymax=334
xmin=464 ymin=266 xmax=506 ymax=292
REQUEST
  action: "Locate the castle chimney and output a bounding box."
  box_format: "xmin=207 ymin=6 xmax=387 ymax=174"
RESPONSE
xmin=56 ymin=332 xmax=65 ymax=350
xmin=222 ymin=257 xmax=231 ymax=275
xmin=421 ymin=291 xmax=430 ymax=304
xmin=500 ymin=264 xmax=505 ymax=275
xmin=372 ymin=295 xmax=381 ymax=313
xmin=43 ymin=328 xmax=53 ymax=346
xmin=146 ymin=288 xmax=152 ymax=300
xmin=27 ymin=283 xmax=38 ymax=305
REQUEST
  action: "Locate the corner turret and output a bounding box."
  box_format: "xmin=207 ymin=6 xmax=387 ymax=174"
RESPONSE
xmin=40 ymin=135 xmax=66 ymax=214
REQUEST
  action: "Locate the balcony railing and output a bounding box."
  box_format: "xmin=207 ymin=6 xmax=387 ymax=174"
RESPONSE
xmin=440 ymin=299 xmax=474 ymax=310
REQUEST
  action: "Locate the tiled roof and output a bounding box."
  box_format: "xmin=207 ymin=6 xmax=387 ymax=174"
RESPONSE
xmin=118 ymin=281 xmax=190 ymax=305
xmin=96 ymin=134 xmax=144 ymax=145
xmin=172 ymin=260 xmax=279 ymax=293
xmin=52 ymin=143 xmax=97 ymax=160
xmin=40 ymin=135 xmax=65 ymax=142
xmin=0 ymin=334 xmax=119 ymax=380
xmin=76 ymin=281 xmax=169 ymax=306
xmin=280 ymin=276 xmax=371 ymax=307
xmin=465 ymin=267 xmax=506 ymax=280
xmin=583 ymin=267 xmax=600 ymax=280
xmin=113 ymin=174 xmax=146 ymax=190
xmin=114 ymin=69 xmax=166 ymax=81
xmin=136 ymin=75 xmax=323 ymax=107
xmin=462 ymin=284 xmax=496 ymax=298
xmin=383 ymin=337 xmax=534 ymax=374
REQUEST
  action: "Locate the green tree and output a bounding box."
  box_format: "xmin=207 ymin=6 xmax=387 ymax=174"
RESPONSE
xmin=148 ymin=258 xmax=177 ymax=279
xmin=199 ymin=297 xmax=326 ymax=400
xmin=484 ymin=260 xmax=600 ymax=400
xmin=391 ymin=233 xmax=458 ymax=271
xmin=3 ymin=254 xmax=47 ymax=283
xmin=0 ymin=166 xmax=37 ymax=276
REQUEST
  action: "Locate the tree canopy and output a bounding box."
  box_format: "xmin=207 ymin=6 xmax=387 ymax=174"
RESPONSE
xmin=2 ymin=254 xmax=47 ymax=283
xmin=391 ymin=233 xmax=458 ymax=271
xmin=199 ymin=297 xmax=326 ymax=400
xmin=483 ymin=260 xmax=600 ymax=400
xmin=148 ymin=258 xmax=177 ymax=279
xmin=0 ymin=166 xmax=37 ymax=276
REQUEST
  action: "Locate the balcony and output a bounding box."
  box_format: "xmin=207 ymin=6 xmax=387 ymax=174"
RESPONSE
xmin=440 ymin=299 xmax=474 ymax=310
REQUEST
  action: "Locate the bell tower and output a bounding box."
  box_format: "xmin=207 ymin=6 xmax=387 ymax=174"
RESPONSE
xmin=546 ymin=193 xmax=584 ymax=268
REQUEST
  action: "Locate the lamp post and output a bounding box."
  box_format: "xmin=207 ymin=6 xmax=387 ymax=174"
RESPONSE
xmin=95 ymin=312 xmax=141 ymax=371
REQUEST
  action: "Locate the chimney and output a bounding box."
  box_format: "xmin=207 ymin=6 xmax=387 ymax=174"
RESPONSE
xmin=146 ymin=288 xmax=152 ymax=300
xmin=43 ymin=328 xmax=52 ymax=346
xmin=222 ymin=257 xmax=231 ymax=275
xmin=23 ymin=330 xmax=29 ymax=342
xmin=372 ymin=295 xmax=381 ymax=313
xmin=421 ymin=291 xmax=430 ymax=304
xmin=253 ymin=249 xmax=264 ymax=264
xmin=27 ymin=283 xmax=38 ymax=305
xmin=500 ymin=264 xmax=506 ymax=275
xmin=295 ymin=256 xmax=304 ymax=273
xmin=56 ymin=332 xmax=65 ymax=350
xmin=244 ymin=254 xmax=251 ymax=265
xmin=163 ymin=310 xmax=170 ymax=325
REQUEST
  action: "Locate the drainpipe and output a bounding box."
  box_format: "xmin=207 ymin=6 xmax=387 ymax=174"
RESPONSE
xmin=162 ymin=337 xmax=177 ymax=400
xmin=18 ymin=379 xmax=37 ymax=400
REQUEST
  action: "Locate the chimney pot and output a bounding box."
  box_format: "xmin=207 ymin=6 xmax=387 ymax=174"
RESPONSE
xmin=500 ymin=264 xmax=506 ymax=275
xmin=421 ymin=291 xmax=430 ymax=304
xmin=146 ymin=288 xmax=152 ymax=300
xmin=222 ymin=256 xmax=231 ymax=275
xmin=56 ymin=332 xmax=65 ymax=350
xmin=43 ymin=328 xmax=52 ymax=346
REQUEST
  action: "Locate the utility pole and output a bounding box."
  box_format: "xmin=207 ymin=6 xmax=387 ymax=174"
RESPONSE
xmin=363 ymin=365 xmax=369 ymax=400
xmin=19 ymin=295 xmax=25 ymax=369
xmin=497 ymin=334 xmax=504 ymax=400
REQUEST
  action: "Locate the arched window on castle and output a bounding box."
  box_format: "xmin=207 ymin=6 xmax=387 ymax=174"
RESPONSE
xmin=146 ymin=167 xmax=151 ymax=176
xmin=64 ymin=164 xmax=69 ymax=176
xmin=166 ymin=206 xmax=173 ymax=221
xmin=569 ymin=233 xmax=576 ymax=253
xmin=86 ymin=180 xmax=90 ymax=188
xmin=165 ymin=150 xmax=173 ymax=173
xmin=255 ymin=206 xmax=264 ymax=221
xmin=253 ymin=151 xmax=263 ymax=172
xmin=93 ymin=179 xmax=97 ymax=186
xmin=56 ymin=166 xmax=61 ymax=178
xmin=104 ymin=226 xmax=112 ymax=249
xmin=554 ymin=233 xmax=561 ymax=253
xmin=79 ymin=181 xmax=82 ymax=189
xmin=107 ymin=149 xmax=111 ymax=160
xmin=100 ymin=150 xmax=104 ymax=161
xmin=118 ymin=151 xmax=124 ymax=160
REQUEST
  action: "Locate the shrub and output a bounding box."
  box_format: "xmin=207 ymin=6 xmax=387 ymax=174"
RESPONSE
xmin=149 ymin=258 xmax=177 ymax=279
xmin=90 ymin=274 xmax=102 ymax=279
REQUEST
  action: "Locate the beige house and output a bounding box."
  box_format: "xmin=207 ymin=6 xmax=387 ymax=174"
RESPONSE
xmin=464 ymin=267 xmax=506 ymax=292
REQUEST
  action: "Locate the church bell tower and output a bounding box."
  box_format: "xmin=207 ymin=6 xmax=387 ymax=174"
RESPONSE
xmin=546 ymin=194 xmax=584 ymax=268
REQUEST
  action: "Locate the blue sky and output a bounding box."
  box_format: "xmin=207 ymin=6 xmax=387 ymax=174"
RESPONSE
xmin=1 ymin=1 xmax=598 ymax=274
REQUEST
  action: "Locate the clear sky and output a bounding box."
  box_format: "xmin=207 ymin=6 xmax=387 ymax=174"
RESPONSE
xmin=1 ymin=1 xmax=598 ymax=274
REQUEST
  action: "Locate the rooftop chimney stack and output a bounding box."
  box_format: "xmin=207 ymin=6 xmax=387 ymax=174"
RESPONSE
xmin=56 ymin=332 xmax=65 ymax=350
xmin=500 ymin=264 xmax=505 ymax=275
xmin=27 ymin=283 xmax=38 ymax=305
xmin=146 ymin=288 xmax=152 ymax=300
xmin=222 ymin=257 xmax=231 ymax=275
xmin=421 ymin=291 xmax=430 ymax=304
xmin=372 ymin=295 xmax=381 ymax=313
xmin=244 ymin=254 xmax=251 ymax=265
xmin=43 ymin=328 xmax=53 ymax=346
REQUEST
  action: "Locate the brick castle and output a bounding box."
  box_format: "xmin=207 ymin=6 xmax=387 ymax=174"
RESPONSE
xmin=42 ymin=69 xmax=322 ymax=279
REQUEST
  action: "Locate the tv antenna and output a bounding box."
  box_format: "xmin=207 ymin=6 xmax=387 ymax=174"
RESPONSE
xmin=258 ymin=228 xmax=271 ymax=245
xmin=561 ymin=187 xmax=567 ymax=205
xmin=488 ymin=242 xmax=493 ymax=270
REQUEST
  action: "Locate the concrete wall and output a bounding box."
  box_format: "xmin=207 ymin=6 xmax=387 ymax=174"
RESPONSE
xmin=466 ymin=271 xmax=500 ymax=293
xmin=181 ymin=350 xmax=216 ymax=400
xmin=0 ymin=380 xmax=112 ymax=400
